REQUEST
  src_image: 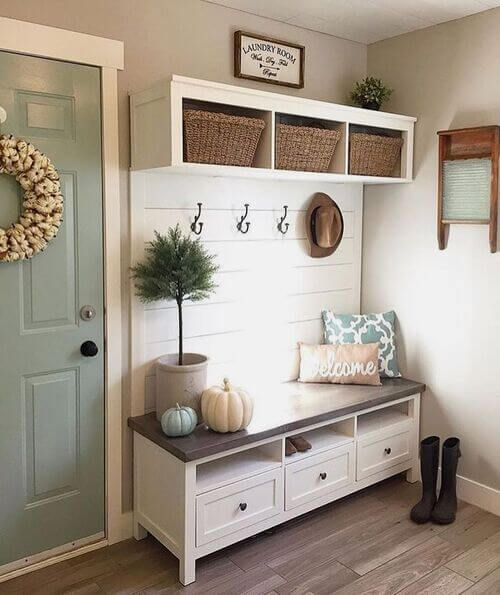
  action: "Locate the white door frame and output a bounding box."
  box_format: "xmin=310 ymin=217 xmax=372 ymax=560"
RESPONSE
xmin=0 ymin=16 xmax=126 ymax=582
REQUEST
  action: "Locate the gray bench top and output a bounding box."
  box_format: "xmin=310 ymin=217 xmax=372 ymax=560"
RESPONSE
xmin=128 ymin=377 xmax=425 ymax=462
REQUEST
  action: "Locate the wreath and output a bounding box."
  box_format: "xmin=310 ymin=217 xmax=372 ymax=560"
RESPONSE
xmin=0 ymin=134 xmax=63 ymax=262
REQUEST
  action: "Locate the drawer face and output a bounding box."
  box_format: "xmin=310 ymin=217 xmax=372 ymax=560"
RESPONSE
xmin=196 ymin=469 xmax=283 ymax=546
xmin=285 ymin=443 xmax=355 ymax=510
xmin=357 ymin=427 xmax=411 ymax=481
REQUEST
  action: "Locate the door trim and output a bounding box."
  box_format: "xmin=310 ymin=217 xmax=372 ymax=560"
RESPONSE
xmin=0 ymin=17 xmax=126 ymax=582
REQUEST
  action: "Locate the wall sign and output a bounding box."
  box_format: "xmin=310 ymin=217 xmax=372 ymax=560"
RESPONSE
xmin=234 ymin=31 xmax=305 ymax=89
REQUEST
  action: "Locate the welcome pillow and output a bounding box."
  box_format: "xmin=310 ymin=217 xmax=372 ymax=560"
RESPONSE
xmin=299 ymin=342 xmax=381 ymax=385
xmin=322 ymin=310 xmax=401 ymax=378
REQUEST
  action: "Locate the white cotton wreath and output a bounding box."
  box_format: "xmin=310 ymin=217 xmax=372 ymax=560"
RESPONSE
xmin=0 ymin=134 xmax=63 ymax=262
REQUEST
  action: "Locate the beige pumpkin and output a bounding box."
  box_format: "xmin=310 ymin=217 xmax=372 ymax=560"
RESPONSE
xmin=201 ymin=378 xmax=254 ymax=433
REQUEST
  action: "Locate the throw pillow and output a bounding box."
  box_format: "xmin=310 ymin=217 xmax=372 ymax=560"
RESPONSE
xmin=298 ymin=342 xmax=381 ymax=385
xmin=321 ymin=310 xmax=401 ymax=378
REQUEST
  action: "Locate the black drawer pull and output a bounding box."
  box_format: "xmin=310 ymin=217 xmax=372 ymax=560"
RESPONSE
xmin=239 ymin=502 xmax=247 ymax=511
xmin=384 ymin=447 xmax=392 ymax=455
xmin=319 ymin=472 xmax=327 ymax=480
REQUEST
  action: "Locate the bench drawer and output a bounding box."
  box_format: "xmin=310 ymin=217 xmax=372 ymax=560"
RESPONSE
xmin=357 ymin=425 xmax=411 ymax=481
xmin=196 ymin=469 xmax=283 ymax=546
xmin=285 ymin=443 xmax=355 ymax=510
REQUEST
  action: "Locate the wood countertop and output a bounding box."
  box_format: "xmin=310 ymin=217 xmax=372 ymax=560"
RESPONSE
xmin=128 ymin=378 xmax=425 ymax=462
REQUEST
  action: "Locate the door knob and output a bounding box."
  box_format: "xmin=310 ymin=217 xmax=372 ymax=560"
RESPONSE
xmin=319 ymin=472 xmax=327 ymax=480
xmin=239 ymin=502 xmax=247 ymax=511
xmin=81 ymin=341 xmax=99 ymax=357
xmin=384 ymin=447 xmax=392 ymax=455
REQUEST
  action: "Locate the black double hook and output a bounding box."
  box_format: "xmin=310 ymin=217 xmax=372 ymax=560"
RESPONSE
xmin=237 ymin=203 xmax=250 ymax=234
xmin=277 ymin=205 xmax=289 ymax=235
xmin=190 ymin=202 xmax=203 ymax=235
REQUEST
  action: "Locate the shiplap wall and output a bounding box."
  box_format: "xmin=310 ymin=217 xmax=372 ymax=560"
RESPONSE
xmin=130 ymin=173 xmax=363 ymax=414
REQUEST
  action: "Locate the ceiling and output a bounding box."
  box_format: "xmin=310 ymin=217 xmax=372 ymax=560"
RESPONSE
xmin=203 ymin=0 xmax=500 ymax=44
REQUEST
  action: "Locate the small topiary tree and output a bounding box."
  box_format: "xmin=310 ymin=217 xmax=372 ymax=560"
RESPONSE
xmin=131 ymin=225 xmax=218 ymax=365
xmin=350 ymin=76 xmax=392 ymax=110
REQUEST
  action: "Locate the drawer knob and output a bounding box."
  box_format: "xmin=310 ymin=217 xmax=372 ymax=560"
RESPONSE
xmin=384 ymin=447 xmax=392 ymax=455
xmin=239 ymin=502 xmax=247 ymax=511
xmin=319 ymin=472 xmax=327 ymax=480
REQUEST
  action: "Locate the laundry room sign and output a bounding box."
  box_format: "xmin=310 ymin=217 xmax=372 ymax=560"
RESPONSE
xmin=234 ymin=31 xmax=305 ymax=88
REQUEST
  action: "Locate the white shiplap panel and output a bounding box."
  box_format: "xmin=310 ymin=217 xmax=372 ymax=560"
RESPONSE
xmin=144 ymin=209 xmax=354 ymax=242
xmin=145 ymin=288 xmax=355 ymax=344
xmin=132 ymin=172 xmax=363 ymax=415
xmin=144 ymin=349 xmax=301 ymax=412
xmin=144 ymin=318 xmax=322 ymax=375
xmin=144 ymin=173 xmax=358 ymax=212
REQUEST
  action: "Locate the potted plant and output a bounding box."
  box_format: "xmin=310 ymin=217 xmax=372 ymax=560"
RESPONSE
xmin=350 ymin=77 xmax=392 ymax=111
xmin=131 ymin=225 xmax=218 ymax=420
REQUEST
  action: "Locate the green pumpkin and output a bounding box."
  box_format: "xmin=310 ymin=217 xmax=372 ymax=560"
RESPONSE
xmin=161 ymin=403 xmax=197 ymax=437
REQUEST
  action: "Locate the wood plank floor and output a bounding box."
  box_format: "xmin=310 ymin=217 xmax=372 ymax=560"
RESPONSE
xmin=2 ymin=475 xmax=500 ymax=594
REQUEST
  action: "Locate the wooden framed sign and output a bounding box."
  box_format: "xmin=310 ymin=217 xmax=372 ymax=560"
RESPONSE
xmin=234 ymin=31 xmax=305 ymax=89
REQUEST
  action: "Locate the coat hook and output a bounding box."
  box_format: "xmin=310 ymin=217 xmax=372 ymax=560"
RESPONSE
xmin=237 ymin=203 xmax=250 ymax=234
xmin=277 ymin=205 xmax=289 ymax=235
xmin=190 ymin=202 xmax=203 ymax=235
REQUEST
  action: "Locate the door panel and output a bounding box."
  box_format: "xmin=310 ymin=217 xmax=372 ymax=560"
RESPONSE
xmin=0 ymin=51 xmax=104 ymax=568
xmin=22 ymin=172 xmax=77 ymax=331
xmin=24 ymin=369 xmax=79 ymax=504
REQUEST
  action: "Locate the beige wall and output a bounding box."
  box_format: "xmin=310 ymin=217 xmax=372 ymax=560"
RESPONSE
xmin=0 ymin=0 xmax=366 ymax=509
xmin=365 ymin=9 xmax=500 ymax=492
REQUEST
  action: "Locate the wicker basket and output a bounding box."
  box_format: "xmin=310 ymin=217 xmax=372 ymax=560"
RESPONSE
xmin=349 ymin=133 xmax=403 ymax=177
xmin=183 ymin=109 xmax=266 ymax=167
xmin=276 ymin=124 xmax=341 ymax=172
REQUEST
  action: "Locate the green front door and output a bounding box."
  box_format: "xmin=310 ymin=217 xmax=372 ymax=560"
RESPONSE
xmin=0 ymin=51 xmax=104 ymax=568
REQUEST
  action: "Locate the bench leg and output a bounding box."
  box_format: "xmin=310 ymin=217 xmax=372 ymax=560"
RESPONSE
xmin=179 ymin=554 xmax=196 ymax=586
xmin=134 ymin=519 xmax=148 ymax=541
xmin=406 ymin=462 xmax=420 ymax=484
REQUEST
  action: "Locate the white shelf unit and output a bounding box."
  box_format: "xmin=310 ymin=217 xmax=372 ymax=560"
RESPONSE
xmin=196 ymin=441 xmax=282 ymax=494
xmin=132 ymin=391 xmax=422 ymax=586
xmin=357 ymin=403 xmax=410 ymax=438
xmin=285 ymin=418 xmax=354 ymax=464
xmin=130 ymin=75 xmax=416 ymax=183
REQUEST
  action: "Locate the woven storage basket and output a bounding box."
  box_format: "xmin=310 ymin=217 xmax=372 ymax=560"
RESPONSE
xmin=276 ymin=124 xmax=341 ymax=172
xmin=184 ymin=109 xmax=266 ymax=167
xmin=349 ymin=133 xmax=403 ymax=177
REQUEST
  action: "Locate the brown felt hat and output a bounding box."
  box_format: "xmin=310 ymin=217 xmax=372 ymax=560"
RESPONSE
xmin=306 ymin=193 xmax=344 ymax=258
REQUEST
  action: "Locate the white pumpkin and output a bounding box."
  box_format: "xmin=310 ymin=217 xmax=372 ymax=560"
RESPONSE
xmin=201 ymin=378 xmax=254 ymax=433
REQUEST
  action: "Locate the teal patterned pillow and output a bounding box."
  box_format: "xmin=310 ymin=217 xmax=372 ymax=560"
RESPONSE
xmin=321 ymin=310 xmax=401 ymax=378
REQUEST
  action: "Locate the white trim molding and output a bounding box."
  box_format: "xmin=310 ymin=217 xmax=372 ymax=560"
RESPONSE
xmin=0 ymin=16 xmax=123 ymax=69
xmin=0 ymin=16 xmax=125 ymax=582
xmin=457 ymin=474 xmax=500 ymax=517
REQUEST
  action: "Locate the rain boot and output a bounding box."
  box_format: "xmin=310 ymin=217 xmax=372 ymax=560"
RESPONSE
xmin=431 ymin=437 xmax=461 ymax=525
xmin=410 ymin=435 xmax=439 ymax=524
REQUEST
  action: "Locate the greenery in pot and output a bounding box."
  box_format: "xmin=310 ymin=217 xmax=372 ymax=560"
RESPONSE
xmin=350 ymin=76 xmax=393 ymax=110
xmin=131 ymin=224 xmax=218 ymax=365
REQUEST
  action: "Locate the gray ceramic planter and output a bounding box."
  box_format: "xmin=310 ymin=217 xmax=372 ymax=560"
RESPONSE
xmin=155 ymin=353 xmax=208 ymax=421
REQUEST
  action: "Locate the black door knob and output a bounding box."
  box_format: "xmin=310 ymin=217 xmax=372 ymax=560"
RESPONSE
xmin=239 ymin=502 xmax=247 ymax=511
xmin=81 ymin=340 xmax=99 ymax=357
xmin=319 ymin=472 xmax=327 ymax=480
xmin=384 ymin=447 xmax=392 ymax=455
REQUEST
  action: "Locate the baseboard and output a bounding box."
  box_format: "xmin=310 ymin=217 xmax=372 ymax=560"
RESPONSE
xmin=457 ymin=474 xmax=500 ymax=517
xmin=410 ymin=467 xmax=500 ymax=517
xmin=0 ymin=536 xmax=107 ymax=584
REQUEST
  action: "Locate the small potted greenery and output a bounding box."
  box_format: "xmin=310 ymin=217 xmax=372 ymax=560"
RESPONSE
xmin=131 ymin=225 xmax=218 ymax=420
xmin=350 ymin=77 xmax=392 ymax=111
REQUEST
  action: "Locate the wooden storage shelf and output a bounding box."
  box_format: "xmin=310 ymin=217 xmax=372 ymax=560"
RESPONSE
xmin=196 ymin=441 xmax=281 ymax=494
xmin=275 ymin=113 xmax=346 ymax=174
xmin=357 ymin=406 xmax=410 ymax=438
xmin=285 ymin=421 xmax=354 ymax=465
xmin=349 ymin=124 xmax=404 ymax=178
xmin=130 ymin=75 xmax=416 ymax=184
xmin=182 ymin=98 xmax=272 ymax=169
